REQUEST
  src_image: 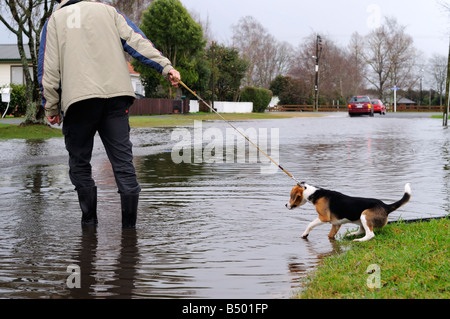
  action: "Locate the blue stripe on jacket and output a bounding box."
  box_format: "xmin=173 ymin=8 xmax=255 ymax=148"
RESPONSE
xmin=38 ymin=19 xmax=49 ymax=108
xmin=116 ymin=9 xmax=166 ymax=74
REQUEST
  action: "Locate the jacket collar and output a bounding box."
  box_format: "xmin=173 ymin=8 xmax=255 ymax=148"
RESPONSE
xmin=58 ymin=0 xmax=84 ymax=10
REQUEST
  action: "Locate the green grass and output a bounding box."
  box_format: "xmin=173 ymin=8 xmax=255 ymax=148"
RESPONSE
xmin=430 ymin=114 xmax=450 ymax=119
xmin=129 ymin=112 xmax=322 ymax=128
xmin=0 ymin=113 xmax=319 ymax=139
xmin=0 ymin=123 xmax=63 ymax=139
xmin=296 ymin=218 xmax=449 ymax=299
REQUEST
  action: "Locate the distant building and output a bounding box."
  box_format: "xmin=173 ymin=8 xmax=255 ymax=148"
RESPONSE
xmin=127 ymin=62 xmax=145 ymax=97
xmin=0 ymin=44 xmax=32 ymax=86
xmin=397 ymin=97 xmax=417 ymax=106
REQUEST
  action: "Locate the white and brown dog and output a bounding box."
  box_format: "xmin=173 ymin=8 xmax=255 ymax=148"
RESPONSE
xmin=286 ymin=183 xmax=411 ymax=241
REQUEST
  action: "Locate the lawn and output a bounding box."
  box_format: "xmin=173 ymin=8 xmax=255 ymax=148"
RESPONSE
xmin=128 ymin=112 xmax=323 ymax=128
xmin=0 ymin=122 xmax=63 ymax=139
xmin=296 ymin=217 xmax=449 ymax=299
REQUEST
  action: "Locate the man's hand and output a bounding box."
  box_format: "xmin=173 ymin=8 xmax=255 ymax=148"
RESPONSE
xmin=47 ymin=115 xmax=61 ymax=125
xmin=168 ymin=69 xmax=181 ymax=87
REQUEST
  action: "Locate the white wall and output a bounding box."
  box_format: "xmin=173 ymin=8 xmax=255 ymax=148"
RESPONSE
xmin=190 ymin=100 xmax=199 ymax=112
xmin=130 ymin=74 xmax=145 ymax=96
xmin=0 ymin=64 xmax=11 ymax=87
xmin=189 ymin=100 xmax=253 ymax=113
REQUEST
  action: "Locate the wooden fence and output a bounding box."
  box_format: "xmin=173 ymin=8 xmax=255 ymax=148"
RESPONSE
xmin=268 ymin=105 xmax=346 ymax=112
xmin=129 ymin=98 xmax=189 ymax=115
xmin=268 ymin=104 xmax=444 ymax=112
xmin=128 ymin=100 xmax=444 ymax=115
xmin=393 ymin=105 xmax=444 ymax=112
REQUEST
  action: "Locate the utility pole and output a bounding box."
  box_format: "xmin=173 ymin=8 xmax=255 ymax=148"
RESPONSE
xmin=313 ymin=35 xmax=322 ymax=112
xmin=445 ymin=80 xmax=449 ymax=127
xmin=211 ymin=41 xmax=216 ymax=111
xmin=391 ymin=85 xmax=399 ymax=112
xmin=419 ymin=74 xmax=423 ymax=107
xmin=444 ymin=39 xmax=449 ymax=128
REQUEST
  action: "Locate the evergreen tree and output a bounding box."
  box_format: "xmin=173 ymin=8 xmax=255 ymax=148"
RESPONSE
xmin=206 ymin=42 xmax=248 ymax=101
xmin=132 ymin=0 xmax=205 ymax=98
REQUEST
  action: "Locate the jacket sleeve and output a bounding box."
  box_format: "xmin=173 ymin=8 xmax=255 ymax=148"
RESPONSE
xmin=113 ymin=9 xmax=174 ymax=79
xmin=38 ymin=16 xmax=61 ymax=117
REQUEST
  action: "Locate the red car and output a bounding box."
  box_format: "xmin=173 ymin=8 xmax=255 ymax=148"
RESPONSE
xmin=348 ymin=96 xmax=373 ymax=117
xmin=371 ymin=99 xmax=386 ymax=115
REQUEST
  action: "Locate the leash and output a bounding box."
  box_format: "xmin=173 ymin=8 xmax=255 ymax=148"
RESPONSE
xmin=178 ymin=80 xmax=302 ymax=185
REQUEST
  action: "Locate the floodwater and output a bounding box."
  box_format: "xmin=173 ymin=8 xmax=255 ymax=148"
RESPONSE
xmin=0 ymin=113 xmax=448 ymax=299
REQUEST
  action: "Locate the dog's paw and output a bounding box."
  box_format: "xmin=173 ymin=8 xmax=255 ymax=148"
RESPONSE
xmin=353 ymin=235 xmax=374 ymax=242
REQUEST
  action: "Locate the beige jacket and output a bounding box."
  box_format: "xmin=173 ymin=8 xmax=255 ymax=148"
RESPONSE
xmin=38 ymin=0 xmax=174 ymax=117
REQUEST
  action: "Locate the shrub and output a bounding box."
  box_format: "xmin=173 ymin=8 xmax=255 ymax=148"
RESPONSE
xmin=240 ymin=86 xmax=272 ymax=113
xmin=0 ymin=84 xmax=27 ymax=117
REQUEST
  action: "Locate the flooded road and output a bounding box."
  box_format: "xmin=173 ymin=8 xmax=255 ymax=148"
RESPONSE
xmin=0 ymin=113 xmax=448 ymax=298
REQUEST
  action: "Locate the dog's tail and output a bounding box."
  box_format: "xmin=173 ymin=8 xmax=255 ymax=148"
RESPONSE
xmin=386 ymin=183 xmax=411 ymax=214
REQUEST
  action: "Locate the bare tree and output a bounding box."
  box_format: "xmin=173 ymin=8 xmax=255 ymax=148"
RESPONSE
xmin=361 ymin=23 xmax=391 ymax=100
xmin=189 ymin=9 xmax=214 ymax=45
xmin=289 ymin=33 xmax=364 ymax=104
xmin=102 ymin=0 xmax=153 ymax=25
xmin=0 ymin=0 xmax=57 ymax=124
xmin=429 ymin=53 xmax=448 ymax=105
xmin=362 ymin=17 xmax=418 ymax=101
xmin=386 ymin=18 xmax=419 ymax=93
xmin=347 ymin=32 xmax=367 ymax=96
xmin=231 ymin=16 xmax=293 ymax=88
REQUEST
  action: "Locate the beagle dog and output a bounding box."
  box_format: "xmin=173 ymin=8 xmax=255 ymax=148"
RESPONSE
xmin=286 ymin=183 xmax=411 ymax=241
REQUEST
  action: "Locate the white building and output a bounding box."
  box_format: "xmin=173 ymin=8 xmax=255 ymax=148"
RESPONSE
xmin=0 ymin=44 xmax=32 ymax=86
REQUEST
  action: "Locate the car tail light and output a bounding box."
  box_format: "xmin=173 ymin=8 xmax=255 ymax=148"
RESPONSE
xmin=348 ymin=104 xmax=351 ymax=108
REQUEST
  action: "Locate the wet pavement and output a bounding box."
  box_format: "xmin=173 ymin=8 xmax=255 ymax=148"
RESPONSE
xmin=0 ymin=112 xmax=448 ymax=298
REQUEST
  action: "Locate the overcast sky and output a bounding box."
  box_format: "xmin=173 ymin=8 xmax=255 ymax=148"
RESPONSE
xmin=1 ymin=0 xmax=448 ymax=60
xmin=181 ymin=0 xmax=450 ymax=59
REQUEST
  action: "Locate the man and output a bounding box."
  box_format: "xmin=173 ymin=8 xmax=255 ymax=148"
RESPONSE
xmin=38 ymin=0 xmax=181 ymax=228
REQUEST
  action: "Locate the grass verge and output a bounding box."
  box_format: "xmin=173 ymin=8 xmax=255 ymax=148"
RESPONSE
xmin=0 ymin=113 xmax=319 ymax=139
xmin=0 ymin=123 xmax=63 ymax=139
xmin=296 ymin=217 xmax=449 ymax=299
xmin=430 ymin=114 xmax=450 ymax=119
xmin=129 ymin=112 xmax=323 ymax=128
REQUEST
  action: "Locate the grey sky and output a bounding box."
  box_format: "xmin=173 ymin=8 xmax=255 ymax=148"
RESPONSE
xmin=0 ymin=1 xmax=448 ymax=60
xmin=181 ymin=0 xmax=449 ymax=59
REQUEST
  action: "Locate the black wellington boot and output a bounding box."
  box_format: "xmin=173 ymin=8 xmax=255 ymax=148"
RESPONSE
xmin=120 ymin=193 xmax=139 ymax=229
xmin=77 ymin=186 xmax=98 ymax=227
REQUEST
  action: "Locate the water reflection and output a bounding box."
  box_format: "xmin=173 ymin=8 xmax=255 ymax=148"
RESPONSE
xmin=69 ymin=228 xmax=139 ymax=299
xmin=0 ymin=115 xmax=448 ymax=299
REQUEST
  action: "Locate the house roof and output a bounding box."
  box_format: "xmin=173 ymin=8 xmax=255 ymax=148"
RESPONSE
xmin=127 ymin=62 xmax=140 ymax=75
xmin=0 ymin=44 xmax=31 ymax=62
xmin=397 ymin=97 xmax=417 ymax=105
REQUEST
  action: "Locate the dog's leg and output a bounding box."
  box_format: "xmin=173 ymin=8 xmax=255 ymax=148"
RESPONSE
xmin=346 ymin=226 xmax=365 ymax=237
xmin=328 ymin=225 xmax=341 ymax=239
xmin=353 ymin=214 xmax=375 ymax=242
xmin=302 ymin=217 xmax=326 ymax=238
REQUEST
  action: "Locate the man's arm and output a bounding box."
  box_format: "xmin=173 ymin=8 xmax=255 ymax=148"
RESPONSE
xmin=113 ymin=8 xmax=180 ymax=84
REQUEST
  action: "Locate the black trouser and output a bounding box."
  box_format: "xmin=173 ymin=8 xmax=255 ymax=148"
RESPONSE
xmin=62 ymin=96 xmax=141 ymax=195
